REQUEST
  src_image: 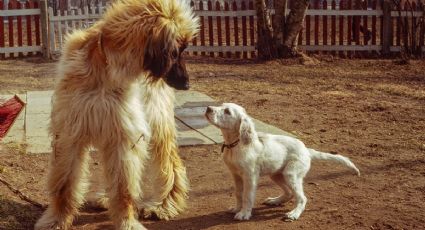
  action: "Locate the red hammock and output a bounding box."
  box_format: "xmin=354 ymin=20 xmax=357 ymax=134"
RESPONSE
xmin=0 ymin=95 xmax=25 ymax=139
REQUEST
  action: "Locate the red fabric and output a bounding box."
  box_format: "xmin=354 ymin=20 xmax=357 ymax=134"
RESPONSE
xmin=0 ymin=95 xmax=25 ymax=139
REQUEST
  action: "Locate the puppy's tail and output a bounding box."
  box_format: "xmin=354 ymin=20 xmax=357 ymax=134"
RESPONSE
xmin=308 ymin=149 xmax=360 ymax=176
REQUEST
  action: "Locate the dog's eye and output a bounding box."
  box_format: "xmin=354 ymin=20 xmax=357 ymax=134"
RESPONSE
xmin=224 ymin=108 xmax=231 ymax=115
xmin=171 ymin=49 xmax=179 ymax=59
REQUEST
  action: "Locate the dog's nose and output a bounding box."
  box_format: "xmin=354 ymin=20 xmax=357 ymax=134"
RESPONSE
xmin=206 ymin=106 xmax=212 ymax=114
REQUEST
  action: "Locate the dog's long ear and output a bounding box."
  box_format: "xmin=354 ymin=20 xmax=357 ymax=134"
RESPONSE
xmin=239 ymin=116 xmax=255 ymax=145
xmin=143 ymin=25 xmax=177 ymax=78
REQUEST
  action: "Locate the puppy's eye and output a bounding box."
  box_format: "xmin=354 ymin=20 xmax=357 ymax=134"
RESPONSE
xmin=224 ymin=108 xmax=231 ymax=115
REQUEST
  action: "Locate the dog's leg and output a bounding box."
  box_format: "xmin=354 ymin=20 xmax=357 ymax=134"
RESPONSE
xmin=35 ymin=138 xmax=90 ymax=230
xmin=263 ymin=174 xmax=293 ymax=206
xmin=101 ymin=141 xmax=147 ymax=230
xmin=141 ymin=81 xmax=189 ymax=220
xmin=234 ymin=173 xmax=258 ymax=221
xmin=229 ymin=173 xmax=243 ymax=213
xmin=283 ymin=162 xmax=308 ymax=221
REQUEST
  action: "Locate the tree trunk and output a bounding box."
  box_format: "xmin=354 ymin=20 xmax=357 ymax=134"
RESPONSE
xmin=255 ymin=0 xmax=277 ymax=59
xmin=280 ymin=0 xmax=309 ymax=57
xmin=273 ymin=0 xmax=287 ymax=46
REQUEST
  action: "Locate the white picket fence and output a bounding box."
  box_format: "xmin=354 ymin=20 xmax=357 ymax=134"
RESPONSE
xmin=48 ymin=2 xmax=107 ymax=54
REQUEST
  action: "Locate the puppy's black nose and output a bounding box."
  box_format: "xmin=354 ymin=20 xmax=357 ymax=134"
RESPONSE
xmin=206 ymin=106 xmax=212 ymax=114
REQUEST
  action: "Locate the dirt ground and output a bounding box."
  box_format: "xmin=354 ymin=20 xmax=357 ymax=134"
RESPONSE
xmin=0 ymin=56 xmax=424 ymax=230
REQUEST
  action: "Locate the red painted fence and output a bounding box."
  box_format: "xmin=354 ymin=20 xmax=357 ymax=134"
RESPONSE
xmin=0 ymin=0 xmax=41 ymax=59
xmin=1 ymin=0 xmax=424 ymax=59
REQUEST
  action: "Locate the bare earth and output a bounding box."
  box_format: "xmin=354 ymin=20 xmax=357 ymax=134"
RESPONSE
xmin=0 ymin=56 xmax=424 ymax=230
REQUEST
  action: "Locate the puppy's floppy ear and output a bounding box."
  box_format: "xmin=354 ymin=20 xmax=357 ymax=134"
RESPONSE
xmin=239 ymin=116 xmax=255 ymax=145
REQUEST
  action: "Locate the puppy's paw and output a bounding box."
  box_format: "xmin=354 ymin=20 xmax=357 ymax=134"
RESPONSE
xmin=234 ymin=210 xmax=252 ymax=221
xmin=283 ymin=210 xmax=301 ymax=222
xmin=263 ymin=196 xmax=283 ymax=206
xmin=228 ymin=206 xmax=241 ymax=213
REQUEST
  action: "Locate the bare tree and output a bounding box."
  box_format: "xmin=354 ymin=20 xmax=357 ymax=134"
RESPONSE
xmin=256 ymin=0 xmax=310 ymax=59
xmin=255 ymin=0 xmax=277 ymax=59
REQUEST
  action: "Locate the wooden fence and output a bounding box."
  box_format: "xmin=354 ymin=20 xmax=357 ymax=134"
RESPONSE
xmin=0 ymin=0 xmax=424 ymax=59
xmin=48 ymin=2 xmax=107 ymax=55
xmin=297 ymin=0 xmax=425 ymax=56
xmin=0 ymin=0 xmax=41 ymax=58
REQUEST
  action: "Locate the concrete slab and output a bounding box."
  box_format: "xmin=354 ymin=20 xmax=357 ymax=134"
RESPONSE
xmin=26 ymin=91 xmax=53 ymax=114
xmin=24 ymin=91 xmax=52 ymax=153
xmin=1 ymin=89 xmax=293 ymax=154
xmin=26 ymin=136 xmax=52 ymax=154
xmin=174 ymin=90 xmax=218 ymax=108
xmin=175 ymin=119 xmax=215 ymax=146
xmin=26 ymin=113 xmax=50 ymax=137
xmin=175 ymin=106 xmax=222 ymax=144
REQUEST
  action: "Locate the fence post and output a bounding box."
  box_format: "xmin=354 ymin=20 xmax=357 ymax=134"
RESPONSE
xmin=382 ymin=0 xmax=392 ymax=55
xmin=40 ymin=0 xmax=50 ymax=58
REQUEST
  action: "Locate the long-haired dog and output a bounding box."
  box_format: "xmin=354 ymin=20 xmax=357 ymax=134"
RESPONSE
xmin=34 ymin=0 xmax=198 ymax=229
xmin=205 ymin=103 xmax=360 ymax=221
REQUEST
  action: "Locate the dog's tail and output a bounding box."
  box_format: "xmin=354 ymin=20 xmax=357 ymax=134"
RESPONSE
xmin=308 ymin=149 xmax=360 ymax=176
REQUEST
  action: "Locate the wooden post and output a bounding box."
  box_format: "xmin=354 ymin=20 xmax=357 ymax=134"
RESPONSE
xmin=372 ymin=0 xmax=377 ymax=46
xmin=339 ymin=0 xmax=344 ymax=57
xmin=26 ymin=0 xmax=33 ymax=56
xmin=249 ymin=1 xmax=255 ymax=58
xmin=242 ymin=1 xmax=248 ymax=59
xmin=322 ymin=0 xmax=328 ymax=54
xmin=199 ymin=1 xmax=205 ymax=56
xmin=0 ymin=0 xmax=4 ymax=59
xmin=40 ymin=0 xmax=50 ymax=58
xmin=207 ymin=0 xmax=214 ymax=57
xmin=382 ymin=0 xmax=392 ymax=55
xmin=17 ymin=1 xmax=23 ymax=57
xmin=224 ymin=1 xmax=231 ymax=58
xmin=190 ymin=0 xmax=197 ymax=56
xmin=8 ymin=0 xmax=15 ymax=58
xmin=216 ymin=1 xmax=223 ymax=57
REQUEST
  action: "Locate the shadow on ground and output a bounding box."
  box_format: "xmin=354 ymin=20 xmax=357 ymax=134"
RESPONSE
xmin=0 ymin=198 xmax=43 ymax=230
xmin=144 ymin=206 xmax=287 ymax=229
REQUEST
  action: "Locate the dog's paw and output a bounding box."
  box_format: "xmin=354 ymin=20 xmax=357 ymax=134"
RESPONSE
xmin=141 ymin=205 xmax=173 ymax=221
xmin=118 ymin=218 xmax=147 ymax=230
xmin=234 ymin=210 xmax=252 ymax=221
xmin=35 ymin=209 xmax=69 ymax=230
xmin=283 ymin=210 xmax=301 ymax=222
xmin=228 ymin=206 xmax=241 ymax=213
xmin=34 ymin=221 xmax=61 ymax=230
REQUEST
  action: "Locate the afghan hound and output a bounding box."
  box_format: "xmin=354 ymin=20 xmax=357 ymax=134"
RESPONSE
xmin=34 ymin=0 xmax=198 ymax=229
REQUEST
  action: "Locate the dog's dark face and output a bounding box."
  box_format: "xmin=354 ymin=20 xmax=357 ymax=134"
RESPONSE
xmin=144 ymin=42 xmax=190 ymax=90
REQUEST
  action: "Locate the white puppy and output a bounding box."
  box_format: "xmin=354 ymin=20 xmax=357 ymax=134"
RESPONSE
xmin=205 ymin=103 xmax=360 ymax=221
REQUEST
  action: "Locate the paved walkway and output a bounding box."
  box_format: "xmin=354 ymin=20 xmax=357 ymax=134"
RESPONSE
xmin=1 ymin=90 xmax=292 ymax=154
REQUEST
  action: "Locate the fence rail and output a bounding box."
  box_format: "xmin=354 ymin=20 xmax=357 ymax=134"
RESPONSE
xmin=0 ymin=0 xmax=424 ymax=59
xmin=48 ymin=2 xmax=107 ymax=55
xmin=0 ymin=0 xmax=41 ymax=58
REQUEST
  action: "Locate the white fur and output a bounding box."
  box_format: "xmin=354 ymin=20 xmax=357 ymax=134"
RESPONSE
xmin=205 ymin=103 xmax=360 ymax=221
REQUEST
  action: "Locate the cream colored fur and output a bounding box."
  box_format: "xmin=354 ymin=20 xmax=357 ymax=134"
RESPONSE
xmin=206 ymin=103 xmax=360 ymax=221
xmin=34 ymin=0 xmax=198 ymax=229
xmin=140 ymin=80 xmax=189 ymax=220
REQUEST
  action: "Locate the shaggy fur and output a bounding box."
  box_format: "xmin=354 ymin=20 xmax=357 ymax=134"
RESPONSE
xmin=140 ymin=80 xmax=189 ymax=220
xmin=34 ymin=0 xmax=198 ymax=229
xmin=205 ymin=103 xmax=360 ymax=221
